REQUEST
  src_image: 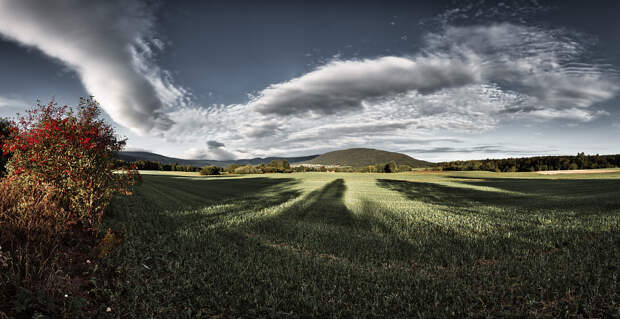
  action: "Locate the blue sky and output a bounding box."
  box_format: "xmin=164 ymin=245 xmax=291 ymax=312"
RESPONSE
xmin=0 ymin=0 xmax=619 ymax=161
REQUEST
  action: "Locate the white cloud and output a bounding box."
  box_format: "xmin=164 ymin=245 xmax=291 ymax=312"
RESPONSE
xmin=163 ymin=22 xmax=618 ymax=159
xmin=250 ymin=55 xmax=481 ymax=116
xmin=0 ymin=96 xmax=28 ymax=118
xmin=1 ymin=2 xmax=617 ymax=160
xmin=0 ymin=0 xmax=189 ymax=133
xmin=426 ymin=23 xmax=619 ymax=112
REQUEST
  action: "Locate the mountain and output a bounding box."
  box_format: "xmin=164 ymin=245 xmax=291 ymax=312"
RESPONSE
xmin=301 ymin=148 xmax=434 ymax=167
xmin=117 ymin=151 xmax=319 ymax=167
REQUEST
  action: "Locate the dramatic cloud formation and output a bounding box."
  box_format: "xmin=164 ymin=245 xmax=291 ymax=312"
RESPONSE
xmin=164 ymin=20 xmax=618 ymax=159
xmin=1 ymin=1 xmax=617 ymax=160
xmin=426 ymin=23 xmax=619 ymax=113
xmin=247 ymin=22 xmax=618 ymax=124
xmin=0 ymin=0 xmax=187 ymax=133
xmin=250 ymin=56 xmax=481 ymax=116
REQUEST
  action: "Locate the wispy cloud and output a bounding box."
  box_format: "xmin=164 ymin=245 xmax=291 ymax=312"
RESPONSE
xmin=0 ymin=96 xmax=28 ymax=118
xmin=0 ymin=0 xmax=189 ymax=133
xmin=164 ymin=20 xmax=618 ymax=158
xmin=1 ymin=1 xmax=617 ymax=160
xmin=249 ymin=56 xmax=481 ymax=116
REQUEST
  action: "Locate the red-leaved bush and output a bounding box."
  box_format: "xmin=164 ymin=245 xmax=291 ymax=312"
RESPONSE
xmin=1 ymin=98 xmax=139 ymax=229
xmin=0 ymin=98 xmax=139 ymax=316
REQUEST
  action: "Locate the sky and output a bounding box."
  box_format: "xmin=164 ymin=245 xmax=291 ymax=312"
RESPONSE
xmin=0 ymin=0 xmax=619 ymax=162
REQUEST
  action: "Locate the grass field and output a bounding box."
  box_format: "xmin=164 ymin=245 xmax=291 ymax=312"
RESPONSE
xmin=94 ymin=170 xmax=620 ymax=317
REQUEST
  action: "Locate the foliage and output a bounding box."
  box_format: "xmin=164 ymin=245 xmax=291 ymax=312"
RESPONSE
xmin=439 ymin=153 xmax=620 ymax=172
xmin=200 ymin=165 xmax=221 ymax=175
xmin=121 ymin=159 xmax=200 ymax=172
xmin=0 ymin=98 xmax=138 ymax=317
xmin=384 ymin=160 xmax=397 ymax=173
xmin=233 ymin=164 xmax=262 ymax=174
xmin=225 ymin=163 xmax=242 ymax=172
xmin=0 ymin=117 xmax=13 ymax=176
xmin=1 ymin=98 xmax=137 ymax=225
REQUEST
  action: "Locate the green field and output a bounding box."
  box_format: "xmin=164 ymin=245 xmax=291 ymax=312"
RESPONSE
xmin=95 ymin=170 xmax=620 ymax=317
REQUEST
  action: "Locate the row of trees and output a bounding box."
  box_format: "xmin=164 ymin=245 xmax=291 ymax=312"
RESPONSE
xmin=439 ymin=153 xmax=620 ymax=172
xmin=116 ymin=159 xmax=202 ymax=172
xmin=122 ymin=159 xmax=295 ymax=175
xmin=292 ymin=161 xmax=412 ymax=173
xmin=122 ymin=158 xmax=414 ymax=175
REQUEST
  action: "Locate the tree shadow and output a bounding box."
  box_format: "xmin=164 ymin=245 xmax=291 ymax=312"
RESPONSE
xmin=98 ymin=176 xmax=620 ymax=317
xmin=240 ymin=178 xmax=479 ymax=266
xmin=377 ymin=177 xmax=620 ymax=215
xmin=106 ymin=175 xmax=302 ymax=238
xmin=448 ymin=175 xmax=620 ymax=198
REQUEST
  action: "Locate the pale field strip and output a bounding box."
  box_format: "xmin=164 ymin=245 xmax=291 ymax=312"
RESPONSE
xmin=536 ymin=168 xmax=620 ymax=175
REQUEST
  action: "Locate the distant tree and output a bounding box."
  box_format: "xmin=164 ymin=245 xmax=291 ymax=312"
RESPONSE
xmin=200 ymin=165 xmax=221 ymax=175
xmin=234 ymin=165 xmax=262 ymax=174
xmin=266 ymin=159 xmax=291 ymax=172
xmin=385 ymin=161 xmax=397 ymax=173
xmin=375 ymin=163 xmax=384 ymax=173
xmin=262 ymin=165 xmax=276 ymax=173
xmin=225 ymin=163 xmax=242 ymax=172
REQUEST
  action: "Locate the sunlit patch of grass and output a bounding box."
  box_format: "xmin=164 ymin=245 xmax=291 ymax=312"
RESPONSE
xmin=92 ymin=171 xmax=620 ymax=317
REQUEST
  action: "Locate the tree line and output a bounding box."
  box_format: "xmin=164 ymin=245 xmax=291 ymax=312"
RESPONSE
xmin=439 ymin=153 xmax=620 ymax=172
xmin=116 ymin=159 xmax=414 ymax=174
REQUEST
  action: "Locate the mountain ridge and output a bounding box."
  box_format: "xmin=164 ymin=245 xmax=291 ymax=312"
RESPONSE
xmin=117 ymin=151 xmax=319 ymax=167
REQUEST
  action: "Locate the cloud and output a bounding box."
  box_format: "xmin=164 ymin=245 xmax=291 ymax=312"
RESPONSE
xmin=242 ymin=22 xmax=618 ymax=129
xmin=250 ymin=55 xmax=481 ymax=116
xmin=182 ymin=147 xmax=210 ymax=160
xmin=0 ymin=96 xmax=30 ymax=118
xmin=0 ymin=0 xmax=188 ymax=133
xmin=206 ymin=140 xmax=235 ymax=160
xmin=401 ymin=145 xmax=557 ymax=155
xmin=3 ymin=1 xmax=616 ymax=160
xmin=426 ymin=23 xmax=619 ymax=113
xmin=169 ymin=20 xmax=617 ymax=159
xmin=207 ymin=140 xmax=225 ymax=148
xmin=179 ymin=135 xmax=237 ymax=160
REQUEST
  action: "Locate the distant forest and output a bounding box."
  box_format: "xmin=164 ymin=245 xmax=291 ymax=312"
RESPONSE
xmin=116 ymin=153 xmax=620 ymax=174
xmin=439 ymin=153 xmax=620 ymax=172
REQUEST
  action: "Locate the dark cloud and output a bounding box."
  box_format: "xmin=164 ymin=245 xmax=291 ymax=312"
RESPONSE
xmin=207 ymin=140 xmax=225 ymax=148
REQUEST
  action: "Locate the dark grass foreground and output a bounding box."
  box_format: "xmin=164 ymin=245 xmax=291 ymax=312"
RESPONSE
xmin=91 ymin=173 xmax=619 ymax=317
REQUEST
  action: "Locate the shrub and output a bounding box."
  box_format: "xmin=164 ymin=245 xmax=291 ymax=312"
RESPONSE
xmin=385 ymin=161 xmax=397 ymax=173
xmin=225 ymin=163 xmax=242 ymax=172
xmin=1 ymin=98 xmax=138 ymax=227
xmin=0 ymin=98 xmax=138 ymax=316
xmin=200 ymin=165 xmax=220 ymax=175
xmin=0 ymin=118 xmax=13 ymax=176
xmin=234 ymin=165 xmax=262 ymax=174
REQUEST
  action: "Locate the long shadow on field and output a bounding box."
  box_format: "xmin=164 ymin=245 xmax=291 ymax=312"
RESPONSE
xmin=107 ymin=175 xmax=302 ymax=236
xmin=99 ymin=177 xmax=620 ymax=317
xmin=377 ymin=177 xmax=620 ymax=216
xmin=240 ymin=178 xmax=467 ymax=266
xmin=449 ymin=175 xmax=620 ymax=197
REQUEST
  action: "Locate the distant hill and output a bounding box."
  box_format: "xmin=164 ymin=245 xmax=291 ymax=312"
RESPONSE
xmin=301 ymin=148 xmax=434 ymax=167
xmin=117 ymin=151 xmax=319 ymax=167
